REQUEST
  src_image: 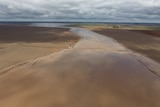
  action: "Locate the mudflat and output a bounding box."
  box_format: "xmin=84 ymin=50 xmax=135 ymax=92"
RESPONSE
xmin=0 ymin=25 xmax=80 ymax=71
xmin=0 ymin=28 xmax=160 ymax=107
xmin=94 ymin=29 xmax=160 ymax=63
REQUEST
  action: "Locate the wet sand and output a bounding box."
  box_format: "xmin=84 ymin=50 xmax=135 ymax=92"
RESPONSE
xmin=131 ymin=30 xmax=160 ymax=38
xmin=0 ymin=25 xmax=79 ymax=70
xmin=0 ymin=28 xmax=160 ymax=107
xmin=94 ymin=29 xmax=160 ymax=63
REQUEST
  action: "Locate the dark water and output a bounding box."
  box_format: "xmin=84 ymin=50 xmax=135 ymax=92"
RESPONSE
xmin=0 ymin=22 xmax=69 ymax=27
xmin=0 ymin=22 xmax=160 ymax=28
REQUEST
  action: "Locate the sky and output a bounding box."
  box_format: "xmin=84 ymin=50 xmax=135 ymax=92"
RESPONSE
xmin=0 ymin=0 xmax=160 ymax=22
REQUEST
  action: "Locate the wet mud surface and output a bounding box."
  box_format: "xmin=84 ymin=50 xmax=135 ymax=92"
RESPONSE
xmin=94 ymin=29 xmax=160 ymax=63
xmin=0 ymin=28 xmax=160 ymax=107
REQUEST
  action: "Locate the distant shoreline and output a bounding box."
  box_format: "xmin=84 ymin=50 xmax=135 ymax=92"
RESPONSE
xmin=0 ymin=21 xmax=160 ymax=26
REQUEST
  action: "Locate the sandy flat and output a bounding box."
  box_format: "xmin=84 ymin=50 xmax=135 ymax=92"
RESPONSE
xmin=0 ymin=28 xmax=160 ymax=107
xmin=0 ymin=25 xmax=79 ymax=71
xmin=94 ymin=29 xmax=160 ymax=63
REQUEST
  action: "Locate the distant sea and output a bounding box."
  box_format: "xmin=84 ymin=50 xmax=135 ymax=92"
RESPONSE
xmin=0 ymin=22 xmax=160 ymax=28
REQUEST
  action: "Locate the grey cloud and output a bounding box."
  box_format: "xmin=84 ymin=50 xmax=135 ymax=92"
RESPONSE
xmin=0 ymin=0 xmax=160 ymax=22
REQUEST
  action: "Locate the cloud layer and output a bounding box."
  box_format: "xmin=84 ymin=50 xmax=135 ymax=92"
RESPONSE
xmin=0 ymin=0 xmax=160 ymax=22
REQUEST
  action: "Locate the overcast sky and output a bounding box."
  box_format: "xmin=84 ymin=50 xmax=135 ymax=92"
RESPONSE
xmin=0 ymin=0 xmax=160 ymax=22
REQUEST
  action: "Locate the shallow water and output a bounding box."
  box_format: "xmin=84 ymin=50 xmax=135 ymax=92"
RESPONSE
xmin=0 ymin=28 xmax=160 ymax=107
xmin=71 ymin=28 xmax=127 ymax=51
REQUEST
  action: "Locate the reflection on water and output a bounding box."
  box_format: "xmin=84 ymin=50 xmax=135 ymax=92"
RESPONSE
xmin=0 ymin=50 xmax=160 ymax=107
xmin=30 ymin=23 xmax=70 ymax=27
